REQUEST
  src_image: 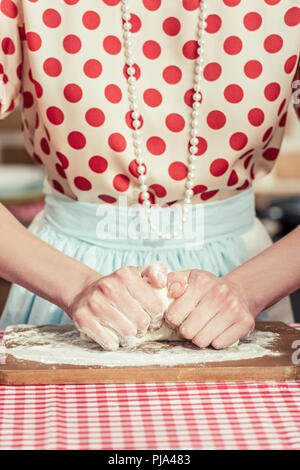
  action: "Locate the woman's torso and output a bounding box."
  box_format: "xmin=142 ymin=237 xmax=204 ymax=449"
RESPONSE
xmin=1 ymin=0 xmax=300 ymax=205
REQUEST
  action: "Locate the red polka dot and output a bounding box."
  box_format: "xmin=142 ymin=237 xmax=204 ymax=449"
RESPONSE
xmin=168 ymin=162 xmax=188 ymax=180
xmin=284 ymin=55 xmax=298 ymax=74
xmin=182 ymin=40 xmax=199 ymax=60
xmin=43 ymin=58 xmax=62 ymax=77
xmin=264 ymin=0 xmax=280 ymax=4
xmin=182 ymin=0 xmax=200 ymax=10
xmin=64 ymin=84 xmax=83 ymax=103
xmin=98 ymin=194 xmax=117 ymax=204
xmin=184 ymin=88 xmax=202 ymax=107
xmin=227 ymin=170 xmax=239 ymax=186
xmin=108 ymin=133 xmax=127 ymax=152
xmin=23 ymin=91 xmax=34 ymax=108
xmin=143 ymin=0 xmax=161 ymax=11
xmin=46 ymin=106 xmax=64 ymax=125
xmin=201 ymin=190 xmax=219 ymax=201
xmin=204 ymin=62 xmax=222 ymax=81
xmin=129 ymin=160 xmax=147 ymax=178
xmin=125 ymin=110 xmax=144 ymax=130
xmin=40 ymin=138 xmax=50 ymax=155
xmin=85 ymin=108 xmax=105 ymax=127
xmin=163 ymin=17 xmax=181 ymax=36
xmin=56 ymin=152 xmax=69 ymax=169
xmin=84 ymin=59 xmax=102 ymax=78
xmin=243 ymin=12 xmax=262 ymax=31
xmin=103 ymin=35 xmax=121 ymax=54
xmin=229 ymin=132 xmax=248 ymax=150
xmin=33 ymin=79 xmax=43 ymax=98
xmin=262 ymin=148 xmax=280 ymax=161
xmin=143 ymin=88 xmax=162 ymax=107
xmin=248 ymin=108 xmax=265 ymax=126
xmin=89 ymin=156 xmax=108 ymax=173
xmin=105 ymin=84 xmax=122 ymax=103
xmin=143 ymin=40 xmax=161 ymax=59
xmin=194 ymin=137 xmax=208 ymax=156
xmin=264 ymin=82 xmax=281 ymax=101
xmin=210 ymin=159 xmax=229 ymax=176
xmin=43 ymin=9 xmax=61 ymax=28
xmin=82 ymin=11 xmax=101 ymax=30
xmin=206 ymin=15 xmax=222 ymax=34
xmin=223 ymin=0 xmax=241 ymax=5
xmin=32 ymin=152 xmax=43 ymax=165
xmin=279 ymin=112 xmax=287 ymax=127
xmin=264 ymin=34 xmax=283 ymax=53
xmin=102 ymin=0 xmax=120 ymax=5
xmin=163 ymin=66 xmax=182 ymax=84
xmin=224 ymin=84 xmax=244 ymax=103
xmin=278 ymin=99 xmax=286 ymax=116
xmin=284 ymin=7 xmax=300 ymax=27
xmin=207 ymin=111 xmax=226 ymax=130
xmin=236 ymin=180 xmax=250 ymax=191
xmin=262 ymin=127 xmax=273 ymax=142
xmin=64 ymin=0 xmax=80 ymax=4
xmin=1 ymin=37 xmax=15 ymax=54
xmin=244 ymin=155 xmax=253 ymax=170
xmin=68 ymin=131 xmax=86 ymax=149
xmin=146 ymin=136 xmax=166 ymax=155
xmin=113 ymin=174 xmax=130 ymax=192
xmin=1 ymin=0 xmax=18 ymax=18
xmin=150 ymin=184 xmax=167 ymax=198
xmin=165 ymin=113 xmax=185 ymax=132
xmin=26 ymin=32 xmax=42 ymax=51
xmin=193 ymin=185 xmax=207 ymax=195
xmin=52 ymin=180 xmax=64 ymax=194
xmin=63 ymin=35 xmax=81 ymax=54
xmin=244 ymin=60 xmax=263 ymax=79
xmin=223 ymin=36 xmax=243 ymax=55
xmin=74 ymin=176 xmax=92 ymax=191
xmin=56 ymin=163 xmax=66 ymax=179
xmin=124 ymin=13 xmax=141 ymax=33
xmin=123 ymin=63 xmax=141 ymax=80
xmin=138 ymin=191 xmax=155 ymax=206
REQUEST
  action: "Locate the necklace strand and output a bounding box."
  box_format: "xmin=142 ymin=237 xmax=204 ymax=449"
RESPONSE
xmin=121 ymin=0 xmax=208 ymax=240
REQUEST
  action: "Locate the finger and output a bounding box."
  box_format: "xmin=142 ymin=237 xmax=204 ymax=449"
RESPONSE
xmin=165 ymin=270 xmax=216 ymax=328
xmin=167 ymin=271 xmax=189 ymax=299
xmin=211 ymin=318 xmax=254 ymax=350
xmin=98 ymin=275 xmax=151 ymax=334
xmin=191 ymin=308 xmax=238 ymax=349
xmin=89 ymin=288 xmax=138 ymax=339
xmin=74 ymin=312 xmax=119 ymax=351
xmin=179 ymin=286 xmax=238 ymax=342
xmin=142 ymin=261 xmax=168 ymax=288
xmin=115 ymin=266 xmax=164 ymax=321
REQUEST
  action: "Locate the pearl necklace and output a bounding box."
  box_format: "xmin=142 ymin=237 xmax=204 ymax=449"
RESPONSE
xmin=121 ymin=0 xmax=208 ymax=240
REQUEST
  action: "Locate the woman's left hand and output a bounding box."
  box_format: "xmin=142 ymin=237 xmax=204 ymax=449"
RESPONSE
xmin=165 ymin=269 xmax=255 ymax=349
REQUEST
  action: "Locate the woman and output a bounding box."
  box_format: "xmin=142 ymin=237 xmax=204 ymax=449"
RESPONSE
xmin=0 ymin=0 xmax=299 ymax=349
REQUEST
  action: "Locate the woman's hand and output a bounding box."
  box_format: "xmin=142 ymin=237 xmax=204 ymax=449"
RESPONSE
xmin=165 ymin=269 xmax=255 ymax=349
xmin=68 ymin=262 xmax=168 ymax=351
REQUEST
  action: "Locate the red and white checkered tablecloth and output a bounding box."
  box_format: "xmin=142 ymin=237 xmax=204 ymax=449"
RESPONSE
xmin=0 ymin=326 xmax=299 ymax=450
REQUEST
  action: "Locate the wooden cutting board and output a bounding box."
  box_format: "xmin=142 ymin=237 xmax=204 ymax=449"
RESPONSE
xmin=0 ymin=322 xmax=299 ymax=384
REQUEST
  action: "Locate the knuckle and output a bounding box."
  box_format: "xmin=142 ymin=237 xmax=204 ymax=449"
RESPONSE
xmin=99 ymin=278 xmax=113 ymax=296
xmin=244 ymin=314 xmax=255 ymax=331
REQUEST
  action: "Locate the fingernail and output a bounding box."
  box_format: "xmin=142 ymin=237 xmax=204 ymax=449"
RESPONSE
xmin=169 ymin=282 xmax=182 ymax=297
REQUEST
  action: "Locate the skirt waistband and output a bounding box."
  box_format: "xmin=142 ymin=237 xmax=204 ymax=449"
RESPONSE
xmin=43 ymin=188 xmax=255 ymax=251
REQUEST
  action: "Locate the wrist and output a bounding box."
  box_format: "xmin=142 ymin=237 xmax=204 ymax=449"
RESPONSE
xmin=223 ymin=269 xmax=264 ymax=319
xmin=60 ymin=266 xmax=102 ymax=316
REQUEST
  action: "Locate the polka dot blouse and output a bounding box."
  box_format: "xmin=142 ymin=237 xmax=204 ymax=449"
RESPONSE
xmin=0 ymin=0 xmax=299 ymax=205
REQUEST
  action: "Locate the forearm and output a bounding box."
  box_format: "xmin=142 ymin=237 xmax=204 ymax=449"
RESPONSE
xmin=0 ymin=203 xmax=100 ymax=313
xmin=225 ymin=225 xmax=300 ymax=317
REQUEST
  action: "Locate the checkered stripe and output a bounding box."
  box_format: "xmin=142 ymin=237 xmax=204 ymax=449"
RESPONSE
xmin=0 ymin=326 xmax=299 ymax=450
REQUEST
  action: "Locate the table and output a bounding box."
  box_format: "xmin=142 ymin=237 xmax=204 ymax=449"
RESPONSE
xmin=0 ymin=326 xmax=300 ymax=450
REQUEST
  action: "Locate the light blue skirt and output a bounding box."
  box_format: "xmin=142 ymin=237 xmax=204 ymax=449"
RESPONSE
xmin=0 ymin=187 xmax=268 ymax=328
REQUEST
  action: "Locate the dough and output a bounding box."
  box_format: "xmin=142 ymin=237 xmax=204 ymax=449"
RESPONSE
xmin=80 ymin=279 xmax=239 ymax=348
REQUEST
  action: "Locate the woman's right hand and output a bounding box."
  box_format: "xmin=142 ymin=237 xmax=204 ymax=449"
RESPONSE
xmin=67 ymin=262 xmax=168 ymax=351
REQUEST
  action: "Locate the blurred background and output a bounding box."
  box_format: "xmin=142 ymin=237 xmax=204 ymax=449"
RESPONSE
xmin=0 ymin=103 xmax=299 ymax=321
